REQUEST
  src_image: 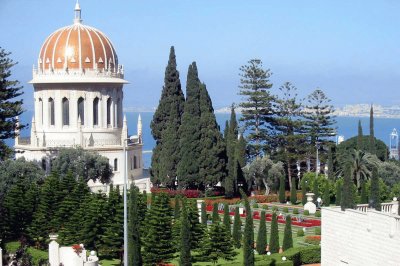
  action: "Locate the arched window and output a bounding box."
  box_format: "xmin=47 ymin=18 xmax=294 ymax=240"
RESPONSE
xmin=49 ymin=98 xmax=55 ymax=126
xmin=77 ymin=97 xmax=84 ymax=125
xmin=39 ymin=98 xmax=43 ymax=125
xmin=114 ymin=158 xmax=118 ymax=171
xmin=134 ymin=155 xmax=137 ymax=169
xmin=107 ymin=97 xmax=112 ymax=126
xmin=93 ymin=97 xmax=99 ymax=126
xmin=62 ymin=97 xmax=69 ymax=126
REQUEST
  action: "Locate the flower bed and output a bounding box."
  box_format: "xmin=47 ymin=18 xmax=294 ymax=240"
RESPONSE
xmin=150 ymin=188 xmax=202 ymax=198
xmin=304 ymin=235 xmax=321 ymax=245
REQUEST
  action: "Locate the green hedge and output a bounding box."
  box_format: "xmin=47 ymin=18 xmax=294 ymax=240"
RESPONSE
xmin=283 ymin=246 xmax=321 ymax=266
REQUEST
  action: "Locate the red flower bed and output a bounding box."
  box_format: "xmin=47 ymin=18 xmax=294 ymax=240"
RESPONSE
xmin=150 ymin=188 xmax=201 ymax=198
xmin=304 ymin=235 xmax=321 ymax=245
xmin=249 ymin=195 xmax=278 ymax=203
xmin=204 ymin=198 xmax=241 ymax=207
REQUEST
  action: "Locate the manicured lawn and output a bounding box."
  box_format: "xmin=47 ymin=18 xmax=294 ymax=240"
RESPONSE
xmin=100 ymin=258 xmax=121 ymax=266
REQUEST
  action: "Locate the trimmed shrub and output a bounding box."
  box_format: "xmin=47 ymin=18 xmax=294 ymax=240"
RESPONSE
xmin=296 ymin=228 xmax=304 ymax=237
xmin=303 ymin=210 xmax=309 ymax=216
xmin=304 ymin=235 xmax=321 ymax=245
xmin=314 ymin=211 xmax=321 ymax=218
xmin=262 ymin=205 xmax=269 ymax=210
xmin=283 ymin=207 xmax=289 ymax=213
xmin=284 ymin=246 xmax=321 ymax=266
xmin=253 ymin=203 xmax=259 ymax=209
xmin=272 ymin=206 xmax=278 ymax=212
xmin=314 ymin=227 xmax=321 ymax=235
xmin=292 ymin=208 xmax=299 ymax=214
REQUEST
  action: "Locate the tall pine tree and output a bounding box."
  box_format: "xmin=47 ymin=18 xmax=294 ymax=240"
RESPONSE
xmin=256 ymin=210 xmax=267 ymax=255
xmin=238 ymin=59 xmax=274 ymax=157
xmin=225 ymin=105 xmax=238 ymax=197
xmin=151 ymin=46 xmax=185 ymax=187
xmin=0 ymin=48 xmax=26 ymax=160
xmin=232 ymin=206 xmax=242 ymax=248
xmin=341 ymin=166 xmax=355 ymax=211
xmin=128 ymin=185 xmax=143 ymax=266
xmin=370 ymin=168 xmax=381 ymax=211
xmin=179 ymin=200 xmax=192 ymax=266
xmin=282 ymin=215 xmax=293 ymax=251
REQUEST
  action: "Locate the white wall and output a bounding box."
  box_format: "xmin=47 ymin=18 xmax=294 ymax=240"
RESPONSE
xmin=321 ymin=207 xmax=400 ymax=265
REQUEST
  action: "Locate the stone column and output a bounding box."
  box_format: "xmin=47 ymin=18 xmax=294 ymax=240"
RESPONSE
xmin=48 ymin=234 xmax=60 ymax=266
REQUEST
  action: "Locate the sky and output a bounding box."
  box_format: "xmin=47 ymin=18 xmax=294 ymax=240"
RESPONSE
xmin=1 ymin=0 xmax=400 ymax=111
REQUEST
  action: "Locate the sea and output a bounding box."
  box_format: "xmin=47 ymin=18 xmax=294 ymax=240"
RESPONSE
xmin=6 ymin=110 xmax=400 ymax=168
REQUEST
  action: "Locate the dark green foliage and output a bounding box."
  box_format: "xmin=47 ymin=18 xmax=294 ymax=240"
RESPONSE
xmin=99 ymin=185 xmax=124 ymax=259
xmin=360 ymin=181 xmax=368 ymax=204
xmin=312 ymin=178 xmax=319 ymax=202
xmin=225 ymin=105 xmax=238 ymax=197
xmin=297 ymin=228 xmax=304 ymax=237
xmin=151 ymin=46 xmax=185 ymax=187
xmin=369 ymin=105 xmax=375 ymax=155
xmin=223 ymin=203 xmax=231 ymax=237
xmin=128 ymin=185 xmax=144 ymax=266
xmin=187 ymin=201 xmax=204 ymax=250
xmin=232 ymin=207 xmax=242 ymax=248
xmin=238 ymin=59 xmax=274 ymax=157
xmin=0 ymin=158 xmax=44 ymax=199
xmin=201 ymin=202 xmax=207 ymax=225
xmin=301 ymin=178 xmax=308 ymax=205
xmin=174 ymin=195 xmax=181 ymax=220
xmin=322 ymin=181 xmax=330 ymax=206
xmin=241 ymin=190 xmax=254 ymax=265
xmin=279 ymin=174 xmax=285 ymax=203
xmin=269 ymin=212 xmax=280 ymax=254
xmin=236 ymin=134 xmax=248 ymax=192
xmin=199 ymin=223 xmax=236 ymax=264
xmin=282 ymin=215 xmax=293 ymax=251
xmin=0 ymin=48 xmax=26 ymax=160
xmin=341 ymin=166 xmax=355 ymax=211
xmin=335 ymin=179 xmax=342 ymax=206
xmin=179 ymin=201 xmax=192 ymax=266
xmin=198 ymin=83 xmax=226 ymax=188
xmin=28 ymin=172 xmax=60 ymax=246
xmin=290 ymin=178 xmax=297 ymax=204
xmin=327 ymin=146 xmax=334 ymax=180
xmin=256 ymin=210 xmax=267 ymax=255
xmin=284 ymin=246 xmax=321 ymax=265
xmin=337 ymin=135 xmax=388 ymax=162
xmin=370 ymin=168 xmax=381 ymax=211
xmin=357 ymin=120 xmax=363 ymax=150
xmin=143 ymin=193 xmax=175 ymax=264
xmin=177 ymin=63 xmax=202 ymax=188
xmin=303 ymin=89 xmax=336 ymax=166
xmin=51 ymin=147 xmax=113 ymax=183
xmin=212 ymin=202 xmax=219 ymax=223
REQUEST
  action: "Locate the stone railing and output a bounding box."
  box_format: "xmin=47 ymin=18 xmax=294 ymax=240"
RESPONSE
xmin=32 ymin=65 xmax=124 ymax=79
xmin=88 ymin=138 xmax=121 ymax=146
xmin=356 ymin=200 xmax=398 ymax=214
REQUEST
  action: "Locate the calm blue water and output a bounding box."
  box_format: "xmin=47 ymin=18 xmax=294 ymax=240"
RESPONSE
xmin=7 ymin=111 xmax=400 ymax=168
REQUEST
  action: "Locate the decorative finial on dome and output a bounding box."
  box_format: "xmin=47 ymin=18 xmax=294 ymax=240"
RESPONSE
xmin=74 ymin=0 xmax=82 ymax=24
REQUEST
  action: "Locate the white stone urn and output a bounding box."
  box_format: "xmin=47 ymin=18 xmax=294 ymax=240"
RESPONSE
xmin=304 ymin=192 xmax=316 ymax=214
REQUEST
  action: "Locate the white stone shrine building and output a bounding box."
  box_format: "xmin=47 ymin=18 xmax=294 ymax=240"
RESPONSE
xmin=14 ymin=2 xmax=150 ymax=192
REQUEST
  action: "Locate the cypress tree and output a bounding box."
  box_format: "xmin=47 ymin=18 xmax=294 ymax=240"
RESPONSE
xmin=212 ymin=202 xmax=219 ymax=223
xmin=341 ymin=166 xmax=355 ymax=211
xmin=256 ymin=210 xmax=267 ymax=255
xmin=370 ymin=168 xmax=381 ymax=211
xmin=327 ymin=146 xmax=334 ymax=180
xmin=128 ymin=185 xmax=143 ymax=266
xmin=198 ymin=83 xmax=226 ymax=188
xmin=282 ymin=215 xmax=293 ymax=251
xmin=177 ymin=63 xmax=202 ymax=188
xmin=223 ymin=203 xmax=231 ymax=237
xmin=301 ymin=178 xmax=308 ymax=205
xmin=143 ymin=193 xmax=175 ymax=264
xmin=0 ymin=48 xmax=26 ymax=160
xmin=235 ymin=134 xmax=248 ymax=192
xmin=279 ymin=174 xmax=285 ymax=203
xmin=174 ymin=195 xmax=181 ymax=220
xmin=151 ymin=46 xmax=185 ymax=187
xmin=269 ymin=212 xmax=280 ymax=254
xmin=357 ymin=120 xmax=363 ymax=150
xmin=369 ymin=105 xmax=375 ymax=155
xmin=290 ymin=177 xmax=297 ymax=204
xmin=179 ymin=201 xmax=192 ymax=266
xmin=323 ymin=181 xmax=331 ymax=206
xmin=232 ymin=207 xmax=242 ymax=248
xmin=241 ymin=190 xmax=254 ymax=265
xmin=335 ymin=180 xmax=342 ymax=206
xmin=360 ymin=181 xmax=368 ymax=204
xmin=201 ymin=202 xmax=207 ymax=225
xmin=225 ymin=105 xmax=238 ymax=197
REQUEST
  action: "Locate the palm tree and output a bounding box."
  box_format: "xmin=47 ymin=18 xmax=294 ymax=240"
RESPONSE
xmin=340 ymin=149 xmax=379 ymax=188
